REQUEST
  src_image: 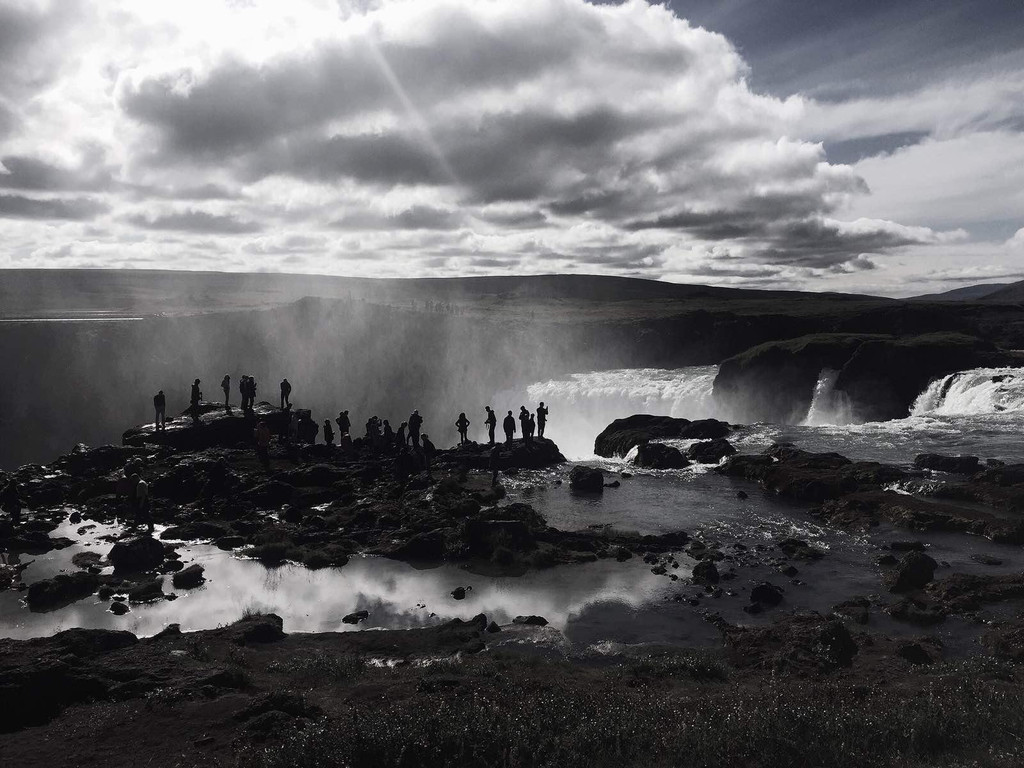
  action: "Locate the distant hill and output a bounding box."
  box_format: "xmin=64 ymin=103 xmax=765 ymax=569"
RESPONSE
xmin=909 ymin=282 xmax=1014 ymax=302
xmin=0 ymin=269 xmax=886 ymax=320
xmin=977 ymin=280 xmax=1024 ymax=304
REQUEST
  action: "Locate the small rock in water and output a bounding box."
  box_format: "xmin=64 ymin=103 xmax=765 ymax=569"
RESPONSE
xmin=736 ymin=491 xmax=748 ymax=500
xmin=512 ymin=615 xmax=548 ymax=626
xmin=109 ymin=601 xmax=129 ymax=616
xmin=172 ymin=564 xmax=206 ymax=589
xmin=603 ymin=480 xmax=620 ymax=489
xmin=486 ymin=621 xmax=501 ymax=633
xmin=750 ymin=582 xmax=784 ymax=607
xmin=691 ymin=560 xmax=719 ymax=586
xmin=885 ymin=551 xmax=938 ymax=593
xmin=971 ymin=554 xmax=1003 ymax=566
xmin=450 ymin=586 xmax=472 ymax=600
xmin=343 ymin=610 xmax=369 ymax=625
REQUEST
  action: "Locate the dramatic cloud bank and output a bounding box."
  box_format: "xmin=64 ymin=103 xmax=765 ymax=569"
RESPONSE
xmin=0 ymin=0 xmax=1020 ymax=293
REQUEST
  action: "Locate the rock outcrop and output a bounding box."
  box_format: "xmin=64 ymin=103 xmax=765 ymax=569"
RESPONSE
xmin=595 ymin=415 xmax=731 ymax=458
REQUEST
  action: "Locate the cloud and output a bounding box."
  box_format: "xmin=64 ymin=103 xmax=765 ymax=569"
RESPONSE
xmin=125 ymin=209 xmax=263 ymax=234
xmin=0 ymin=0 xmax=1013 ymax=291
xmin=0 ymin=193 xmax=108 ymax=220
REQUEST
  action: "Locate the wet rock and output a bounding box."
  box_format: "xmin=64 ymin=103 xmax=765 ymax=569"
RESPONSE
xmin=230 ymin=613 xmax=286 ymax=644
xmin=889 ymin=540 xmax=926 ymax=552
xmin=128 ymin=578 xmax=164 ymax=603
xmin=886 ymin=598 xmax=946 ymax=626
xmin=109 ymin=601 xmax=129 ymax=615
xmin=26 ymin=572 xmax=99 ymax=610
xmin=885 ymin=551 xmax=938 ymax=593
xmin=691 ymin=560 xmax=720 ymax=586
xmin=831 ymin=597 xmax=871 ymax=625
xmin=927 ymin=572 xmax=1024 ymax=612
xmin=512 ymin=615 xmax=548 ymax=626
xmin=594 ymin=415 xmax=691 ymax=457
xmin=776 ymin=538 xmax=825 ymax=561
xmin=982 ymin=619 xmax=1024 ymax=661
xmin=876 ymin=554 xmax=898 ymax=566
xmin=603 ymin=480 xmax=620 ymax=488
xmin=450 ymin=586 xmax=471 ymax=600
xmin=172 ymin=564 xmax=206 ymax=589
xmin=686 ymin=438 xmax=737 ymax=464
xmin=971 ymin=553 xmax=1004 ymax=566
xmin=568 ymin=466 xmax=604 ymax=494
xmin=216 ymin=535 xmax=245 ymax=550
xmin=633 ymin=443 xmax=689 ymax=470
xmin=736 ymin=490 xmax=748 ymax=500
xmin=71 ymin=551 xmax=102 ymax=570
xmin=343 ymin=610 xmax=369 ymax=625
xmin=388 ymin=528 xmax=448 ymax=561
xmin=108 ymin=536 xmax=166 ymax=572
xmin=914 ymin=453 xmax=981 ymax=475
xmin=485 ymin=621 xmax=501 ymax=633
xmin=750 ymin=582 xmax=784 ymax=607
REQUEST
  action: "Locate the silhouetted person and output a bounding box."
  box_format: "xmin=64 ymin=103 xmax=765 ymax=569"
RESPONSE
xmin=421 ymin=433 xmax=436 ymax=474
xmin=280 ymin=378 xmax=292 ymax=410
xmin=153 ymin=390 xmax=166 ymax=430
xmin=222 ymin=375 xmax=231 ymax=408
xmin=528 ymin=413 xmax=536 ymax=441
xmin=298 ymin=413 xmax=319 ymax=444
xmin=408 ymin=410 xmax=423 ymax=448
xmin=1 ymin=479 xmax=22 ymax=525
xmin=336 ymin=410 xmax=350 ymax=437
xmin=503 ymin=410 xmax=516 ymax=445
xmin=129 ymin=472 xmax=152 ymax=533
xmin=519 ymin=407 xmax=530 ymax=448
xmin=484 ymin=406 xmax=497 ymax=445
xmin=396 ymin=421 xmax=407 ymax=447
xmin=239 ymin=376 xmax=249 ymax=410
xmin=323 ymin=419 xmax=335 ymax=446
xmin=190 ymin=379 xmax=202 ymax=423
xmin=489 ymin=445 xmax=502 ymax=487
xmin=249 ymin=376 xmax=258 ymax=409
xmin=382 ymin=419 xmax=394 ymax=443
xmin=537 ymin=402 xmax=548 ymax=438
xmin=456 ymin=412 xmax=470 ymax=445
xmin=254 ymin=420 xmax=272 ymax=470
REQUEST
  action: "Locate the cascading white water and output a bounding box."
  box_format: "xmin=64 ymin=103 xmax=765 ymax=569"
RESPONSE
xmin=496 ymin=367 xmax=723 ymax=459
xmin=911 ymin=367 xmax=1024 ymax=416
xmin=802 ymin=369 xmax=855 ymax=426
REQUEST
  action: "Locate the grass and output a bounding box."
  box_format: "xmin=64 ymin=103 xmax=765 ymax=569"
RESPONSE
xmin=241 ymin=669 xmax=1024 ymax=768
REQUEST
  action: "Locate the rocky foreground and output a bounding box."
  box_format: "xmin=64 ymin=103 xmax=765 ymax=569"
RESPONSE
xmin=5 ymin=409 xmax=1024 ymax=765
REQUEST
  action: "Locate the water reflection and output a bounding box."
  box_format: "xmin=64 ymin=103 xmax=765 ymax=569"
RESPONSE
xmin=0 ymin=544 xmax=670 ymax=642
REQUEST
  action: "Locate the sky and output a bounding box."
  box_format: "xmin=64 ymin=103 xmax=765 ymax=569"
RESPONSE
xmin=0 ymin=0 xmax=1022 ymax=296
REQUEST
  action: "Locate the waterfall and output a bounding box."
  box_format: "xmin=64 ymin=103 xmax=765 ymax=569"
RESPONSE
xmin=497 ymin=367 xmax=722 ymax=459
xmin=801 ymin=369 xmax=855 ymax=426
xmin=911 ymin=368 xmax=1024 ymax=416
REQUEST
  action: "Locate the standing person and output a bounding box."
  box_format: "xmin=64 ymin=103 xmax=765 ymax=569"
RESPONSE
xmin=323 ymin=419 xmax=335 ymax=446
xmin=484 ymin=406 xmax=497 ymax=445
xmin=249 ymin=376 xmax=258 ymax=409
xmin=1 ymin=479 xmax=22 ymax=525
xmin=190 ymin=379 xmax=203 ymax=423
xmin=382 ymin=419 xmax=394 ymax=444
xmin=489 ymin=445 xmax=502 ymax=487
xmin=280 ymin=378 xmax=292 ymax=410
xmin=395 ymin=421 xmax=407 ymax=447
xmin=153 ymin=390 xmax=166 ymax=431
xmin=537 ymin=402 xmax=549 ymax=439
xmin=408 ymin=410 xmax=423 ymax=448
xmin=129 ymin=472 xmax=153 ymax=533
xmin=528 ymin=413 xmax=536 ymax=442
xmin=239 ymin=376 xmax=248 ymax=410
xmin=421 ymin=433 xmax=436 ymax=475
xmin=519 ymin=407 xmax=530 ymax=447
xmin=336 ymin=410 xmax=351 ymax=437
xmin=455 ymin=412 xmax=471 ymax=446
xmin=503 ymin=410 xmax=516 ymax=445
xmin=254 ymin=420 xmax=272 ymax=470
xmin=221 ymin=375 xmax=231 ymax=408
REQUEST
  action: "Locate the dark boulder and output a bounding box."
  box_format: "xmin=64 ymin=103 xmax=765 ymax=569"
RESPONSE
xmin=633 ymin=442 xmax=689 ymax=470
xmin=229 ymin=613 xmax=286 ymax=644
xmin=172 ymin=564 xmax=206 ymax=589
xmin=691 ymin=560 xmax=719 ymax=585
xmin=594 ymin=415 xmax=690 ymax=458
xmin=26 ymin=572 xmax=99 ymax=610
xmin=569 ymin=466 xmax=604 ymax=494
xmin=343 ymin=610 xmax=369 ymax=625
xmin=914 ymin=454 xmax=981 ymax=474
xmin=886 ymin=551 xmax=938 ymax=592
xmin=750 ymin=582 xmax=784 ymax=607
xmin=679 ymin=420 xmax=732 ymax=440
xmin=512 ymin=615 xmax=548 ymax=626
xmin=686 ymin=438 xmax=736 ymax=464
xmin=108 ymin=536 xmax=166 ymax=572
xmin=127 ymin=578 xmax=164 ymax=603
xmin=387 ymin=528 xmax=448 ymax=561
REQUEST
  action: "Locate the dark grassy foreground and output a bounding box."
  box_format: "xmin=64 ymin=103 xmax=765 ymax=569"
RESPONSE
xmin=239 ymin=653 xmax=1024 ymax=768
xmin=4 ymin=615 xmax=1024 ymax=768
